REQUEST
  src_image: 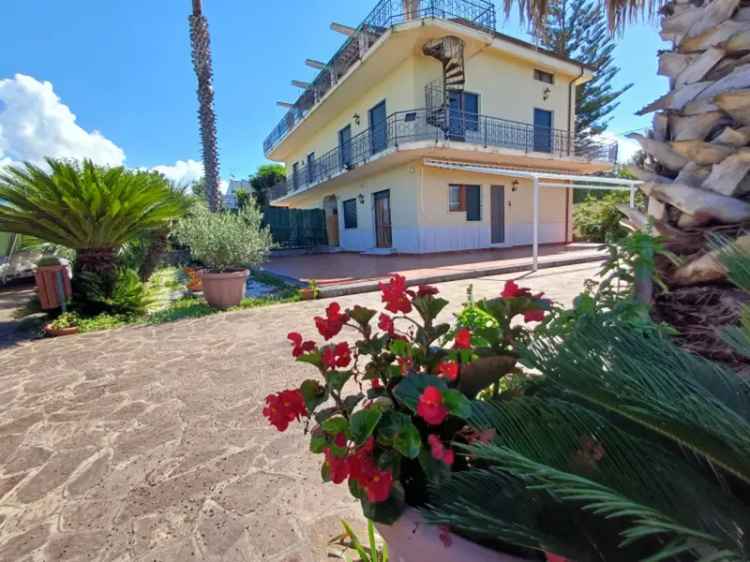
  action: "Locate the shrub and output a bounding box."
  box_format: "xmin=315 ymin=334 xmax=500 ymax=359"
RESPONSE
xmin=573 ymin=191 xmax=644 ymax=243
xmin=174 ymin=203 xmax=273 ymax=272
xmin=72 ymin=268 xmax=151 ymax=317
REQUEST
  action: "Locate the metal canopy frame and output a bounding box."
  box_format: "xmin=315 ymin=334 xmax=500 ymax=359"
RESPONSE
xmin=423 ymin=159 xmax=642 ymax=271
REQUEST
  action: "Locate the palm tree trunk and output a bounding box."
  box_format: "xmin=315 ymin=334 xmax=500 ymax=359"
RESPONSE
xmin=627 ymin=0 xmax=750 ymax=286
xmin=74 ymin=248 xmax=117 ymax=276
xmin=189 ymin=0 xmax=221 ymax=212
xmin=138 ymin=230 xmax=169 ymax=282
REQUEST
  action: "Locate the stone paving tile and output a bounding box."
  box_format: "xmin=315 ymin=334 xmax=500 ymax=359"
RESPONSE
xmin=0 ymin=262 xmax=600 ymax=561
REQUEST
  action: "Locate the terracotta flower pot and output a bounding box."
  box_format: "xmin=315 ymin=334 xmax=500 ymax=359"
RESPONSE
xmin=43 ymin=323 xmax=79 ymax=337
xmin=298 ymin=288 xmax=316 ymax=300
xmin=201 ymin=269 xmax=249 ymax=309
xmin=377 ymin=508 xmax=531 ymax=562
xmin=183 ymin=266 xmax=205 ymax=292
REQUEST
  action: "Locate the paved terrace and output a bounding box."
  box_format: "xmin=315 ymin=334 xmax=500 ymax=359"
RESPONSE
xmin=0 ymin=263 xmax=600 ymax=561
xmin=264 ymin=243 xmax=604 ymax=295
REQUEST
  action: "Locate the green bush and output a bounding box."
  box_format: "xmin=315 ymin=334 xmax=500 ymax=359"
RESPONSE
xmin=72 ymin=268 xmax=151 ymax=317
xmin=174 ymin=202 xmax=273 ymax=272
xmin=573 ymin=191 xmax=643 ymax=243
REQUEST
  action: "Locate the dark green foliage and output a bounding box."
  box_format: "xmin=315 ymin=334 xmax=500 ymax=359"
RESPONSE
xmin=250 ymin=164 xmax=285 ymax=207
xmin=72 ymin=268 xmax=151 ymax=317
xmin=573 ymin=191 xmax=635 ymax=242
xmin=540 ymin=0 xmax=632 ymax=148
xmin=424 ymin=241 xmax=750 ymax=561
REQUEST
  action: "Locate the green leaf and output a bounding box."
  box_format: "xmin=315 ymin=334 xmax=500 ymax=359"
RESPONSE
xmin=314 ymin=406 xmax=338 ymax=424
xmin=392 ymin=373 xmax=447 ymax=412
xmin=296 ymin=350 xmax=322 ymax=369
xmin=350 ymin=305 xmax=377 ymax=327
xmin=389 ymin=339 xmax=410 ymax=357
xmin=414 ymin=295 xmax=449 ymax=323
xmin=361 ymin=482 xmax=406 ymax=525
xmin=300 ymin=379 xmax=327 ymax=413
xmin=376 ymin=410 xmax=410 ymax=446
xmin=350 ymin=408 xmax=383 ymax=445
xmin=322 ymin=416 xmax=349 ymax=436
xmin=442 ymin=389 xmax=472 ymax=419
xmin=393 ymin=422 xmax=422 ymax=459
xmin=348 ymin=477 xmax=366 ymax=500
xmin=327 ymin=370 xmax=353 ymax=393
xmin=418 ymin=449 xmax=452 ymax=487
xmin=310 ymin=433 xmax=327 ymax=454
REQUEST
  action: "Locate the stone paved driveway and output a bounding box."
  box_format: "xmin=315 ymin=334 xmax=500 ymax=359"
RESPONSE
xmin=0 ymin=263 xmax=599 ymax=561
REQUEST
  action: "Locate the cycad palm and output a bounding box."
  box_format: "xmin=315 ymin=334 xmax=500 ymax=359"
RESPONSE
xmin=0 ymin=158 xmax=190 ymax=273
xmin=424 ymin=243 xmax=750 ymax=561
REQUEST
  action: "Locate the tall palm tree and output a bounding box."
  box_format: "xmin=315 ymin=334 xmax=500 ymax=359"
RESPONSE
xmin=0 ymin=159 xmax=190 ymax=275
xmin=189 ymin=0 xmax=221 ymax=212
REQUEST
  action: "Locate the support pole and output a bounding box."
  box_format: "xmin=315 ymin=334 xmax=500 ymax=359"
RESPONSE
xmin=532 ymin=176 xmax=540 ymax=273
xmin=629 ymin=186 xmax=636 ymax=209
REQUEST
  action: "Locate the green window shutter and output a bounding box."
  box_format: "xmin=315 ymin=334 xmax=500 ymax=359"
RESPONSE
xmin=466 ymin=185 xmax=481 ymax=221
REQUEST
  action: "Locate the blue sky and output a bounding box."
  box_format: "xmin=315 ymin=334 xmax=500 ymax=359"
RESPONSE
xmin=1 ymin=1 xmax=668 ymax=184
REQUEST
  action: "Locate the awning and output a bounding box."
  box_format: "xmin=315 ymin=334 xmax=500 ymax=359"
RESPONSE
xmin=423 ymin=159 xmax=643 ymax=271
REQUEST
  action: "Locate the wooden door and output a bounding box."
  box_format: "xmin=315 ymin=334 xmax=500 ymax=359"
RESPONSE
xmin=533 ymin=108 xmax=553 ymax=153
xmin=373 ymin=190 xmax=392 ymax=248
xmin=369 ymin=101 xmax=387 ymax=155
xmin=491 ymin=185 xmax=505 ymax=244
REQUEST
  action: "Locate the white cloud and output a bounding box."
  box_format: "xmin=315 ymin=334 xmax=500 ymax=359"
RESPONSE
xmin=150 ymin=159 xmax=204 ymax=188
xmin=596 ymin=131 xmax=641 ymax=164
xmin=0 ymin=74 xmax=125 ymax=168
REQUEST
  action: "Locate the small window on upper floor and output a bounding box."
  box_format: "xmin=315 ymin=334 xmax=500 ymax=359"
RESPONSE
xmin=534 ymin=69 xmax=555 ymax=84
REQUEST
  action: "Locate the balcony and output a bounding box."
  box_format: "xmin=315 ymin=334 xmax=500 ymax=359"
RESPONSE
xmin=268 ymin=108 xmax=619 ymax=202
xmin=263 ymin=0 xmax=497 ymax=155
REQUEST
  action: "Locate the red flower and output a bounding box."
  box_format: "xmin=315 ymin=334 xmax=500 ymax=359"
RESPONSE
xmin=322 ymin=342 xmax=351 ymax=370
xmin=523 ymin=309 xmax=545 ymax=323
xmin=546 ymin=554 xmax=569 ymax=562
xmin=378 ymin=313 xmax=395 ymax=335
xmin=370 ymin=378 xmax=383 ymax=390
xmin=263 ymin=389 xmax=308 ymax=432
xmin=334 ymin=432 xmax=347 ymax=448
xmin=438 ymin=361 xmax=459 ymax=381
xmin=501 ymin=280 xmax=532 ymax=299
xmin=364 ymin=468 xmax=393 ymax=503
xmin=315 ymin=302 xmax=349 ymax=340
xmin=417 ymin=386 xmax=449 ymax=425
xmin=454 ymin=328 xmax=472 ymax=350
xmin=414 ymin=284 xmax=439 ymax=298
xmin=324 ymin=447 xmax=350 ymax=484
xmin=287 ymin=332 xmax=316 ymax=358
xmin=397 ymin=356 xmax=413 ymax=375
xmin=379 ymin=275 xmax=412 ymax=314
xmin=428 ymin=434 xmax=455 ymax=465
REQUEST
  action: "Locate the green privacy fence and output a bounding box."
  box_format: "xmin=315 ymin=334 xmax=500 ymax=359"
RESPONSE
xmin=262 ymin=207 xmax=328 ymax=248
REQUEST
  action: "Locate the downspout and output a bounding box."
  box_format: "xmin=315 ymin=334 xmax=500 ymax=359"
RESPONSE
xmin=567 ymin=64 xmax=584 ymax=156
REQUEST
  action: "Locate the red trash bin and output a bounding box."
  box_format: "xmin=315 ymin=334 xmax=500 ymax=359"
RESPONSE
xmin=34 ymin=264 xmax=72 ymax=310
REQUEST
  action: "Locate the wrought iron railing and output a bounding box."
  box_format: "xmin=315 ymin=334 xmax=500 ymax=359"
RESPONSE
xmin=268 ymin=108 xmax=618 ymax=201
xmin=263 ymin=0 xmax=497 ymax=155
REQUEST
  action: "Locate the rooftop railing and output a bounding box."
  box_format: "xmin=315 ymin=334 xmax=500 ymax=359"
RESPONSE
xmin=268 ymin=108 xmax=618 ymax=202
xmin=263 ymin=0 xmax=497 ymax=155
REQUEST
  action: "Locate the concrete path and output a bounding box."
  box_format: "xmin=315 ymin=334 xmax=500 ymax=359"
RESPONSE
xmin=0 ymin=262 xmax=600 ymax=561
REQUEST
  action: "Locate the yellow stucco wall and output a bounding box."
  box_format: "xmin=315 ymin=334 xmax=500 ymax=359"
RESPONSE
xmin=284 ymin=31 xmax=580 ymax=173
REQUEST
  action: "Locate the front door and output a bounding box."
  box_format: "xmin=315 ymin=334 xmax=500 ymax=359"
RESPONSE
xmin=369 ymin=101 xmax=387 ymax=155
xmin=373 ymin=190 xmax=392 ymax=248
xmin=533 ymin=108 xmax=553 ymax=153
xmin=491 ymin=185 xmax=505 ymax=244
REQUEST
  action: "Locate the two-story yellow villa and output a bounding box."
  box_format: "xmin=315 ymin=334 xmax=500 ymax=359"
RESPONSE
xmin=264 ymin=0 xmax=620 ymax=255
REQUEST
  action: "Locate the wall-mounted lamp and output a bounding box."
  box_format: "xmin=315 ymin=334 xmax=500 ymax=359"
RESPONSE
xmin=358 ymin=193 xmax=365 ymax=204
xmin=512 ymin=180 xmax=519 ymax=192
xmin=543 ymin=87 xmax=551 ymax=101
xmin=353 ymin=113 xmax=361 ymax=126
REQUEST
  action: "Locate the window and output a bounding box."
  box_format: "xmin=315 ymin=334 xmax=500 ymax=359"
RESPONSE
xmin=534 ymin=69 xmax=554 ymax=84
xmin=292 ymin=162 xmax=300 ymax=190
xmin=343 ymin=198 xmax=357 ymax=229
xmin=449 ymin=185 xmax=466 ymax=212
xmin=339 ymin=125 xmax=352 ymax=168
xmin=466 ymin=185 xmax=481 ymax=221
xmin=306 ymin=152 xmax=316 ymax=184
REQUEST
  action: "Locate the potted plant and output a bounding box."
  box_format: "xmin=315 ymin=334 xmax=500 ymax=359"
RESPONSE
xmin=299 ymin=279 xmax=319 ymax=300
xmin=262 ymin=274 xmax=550 ymax=560
xmin=175 ymin=203 xmax=273 ymax=308
xmin=43 ymin=311 xmax=80 ymax=337
xmin=33 ymin=255 xmax=72 ymax=310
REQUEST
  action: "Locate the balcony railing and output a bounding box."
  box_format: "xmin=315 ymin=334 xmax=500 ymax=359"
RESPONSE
xmin=263 ymin=0 xmax=497 ymax=155
xmin=268 ymin=108 xmax=618 ymax=201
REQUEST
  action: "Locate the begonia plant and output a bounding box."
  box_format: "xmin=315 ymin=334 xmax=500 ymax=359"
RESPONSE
xmin=263 ymin=275 xmax=550 ymax=524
